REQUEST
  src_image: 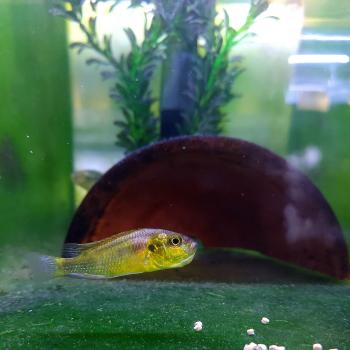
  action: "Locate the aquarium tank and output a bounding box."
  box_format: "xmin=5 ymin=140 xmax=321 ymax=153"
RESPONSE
xmin=1 ymin=0 xmax=349 ymax=349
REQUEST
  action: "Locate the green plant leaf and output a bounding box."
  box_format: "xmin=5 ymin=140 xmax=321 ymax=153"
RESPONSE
xmin=124 ymin=28 xmax=138 ymax=51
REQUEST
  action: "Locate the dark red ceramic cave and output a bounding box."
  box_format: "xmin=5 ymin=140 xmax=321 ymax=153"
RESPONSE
xmin=65 ymin=136 xmax=349 ymax=279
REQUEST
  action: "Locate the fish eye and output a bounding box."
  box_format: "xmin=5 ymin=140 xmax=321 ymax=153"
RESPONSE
xmin=169 ymin=236 xmax=182 ymax=246
xmin=148 ymin=244 xmax=156 ymax=252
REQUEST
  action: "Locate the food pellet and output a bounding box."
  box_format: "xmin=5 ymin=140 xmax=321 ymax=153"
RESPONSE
xmin=247 ymin=328 xmax=255 ymax=336
xmin=261 ymin=317 xmax=270 ymax=324
xmin=313 ymin=345 xmax=322 ymax=350
xmin=244 ymin=342 xmax=257 ymax=350
xmin=193 ymin=321 xmax=203 ymax=332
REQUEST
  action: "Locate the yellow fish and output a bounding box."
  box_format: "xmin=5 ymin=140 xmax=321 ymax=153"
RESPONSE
xmin=30 ymin=229 xmax=197 ymax=279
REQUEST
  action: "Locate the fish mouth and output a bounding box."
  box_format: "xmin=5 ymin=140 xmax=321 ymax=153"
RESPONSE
xmin=186 ymin=240 xmax=198 ymax=255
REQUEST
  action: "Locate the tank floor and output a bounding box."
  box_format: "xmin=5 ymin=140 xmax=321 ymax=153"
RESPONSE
xmin=0 ymin=247 xmax=349 ymax=349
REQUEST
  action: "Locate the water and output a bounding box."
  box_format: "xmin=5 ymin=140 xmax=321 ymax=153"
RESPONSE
xmin=0 ymin=0 xmax=349 ymax=349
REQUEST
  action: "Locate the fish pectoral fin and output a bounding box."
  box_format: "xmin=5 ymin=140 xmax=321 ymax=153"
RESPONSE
xmin=62 ymin=241 xmax=102 ymax=258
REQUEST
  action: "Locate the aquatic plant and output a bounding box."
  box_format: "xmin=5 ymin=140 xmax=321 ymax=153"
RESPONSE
xmin=51 ymin=0 xmax=270 ymax=152
xmin=178 ymin=0 xmax=269 ymax=135
xmin=51 ymin=0 xmax=165 ymax=152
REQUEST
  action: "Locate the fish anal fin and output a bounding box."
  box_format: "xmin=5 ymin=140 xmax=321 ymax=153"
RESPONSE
xmin=67 ymin=271 xmax=141 ymax=279
xmin=67 ymin=273 xmax=112 ymax=280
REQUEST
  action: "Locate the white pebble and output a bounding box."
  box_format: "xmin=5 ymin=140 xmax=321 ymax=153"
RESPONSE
xmin=257 ymin=345 xmax=268 ymax=350
xmin=193 ymin=321 xmax=203 ymax=332
xmin=313 ymin=345 xmax=322 ymax=350
xmin=244 ymin=343 xmax=257 ymax=350
xmin=261 ymin=317 xmax=270 ymax=324
xmin=269 ymin=346 xmax=285 ymax=350
xmin=247 ymin=328 xmax=255 ymax=336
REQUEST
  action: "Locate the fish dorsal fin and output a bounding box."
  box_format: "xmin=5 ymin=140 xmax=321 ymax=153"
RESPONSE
xmin=62 ymin=229 xmax=140 ymax=258
xmin=62 ymin=241 xmax=101 ymax=258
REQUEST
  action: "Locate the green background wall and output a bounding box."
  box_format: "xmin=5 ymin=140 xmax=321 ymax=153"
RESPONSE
xmin=0 ymin=1 xmax=73 ymax=250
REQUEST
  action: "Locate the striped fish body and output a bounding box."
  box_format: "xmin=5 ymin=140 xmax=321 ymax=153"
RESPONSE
xmin=30 ymin=228 xmax=197 ymax=280
xmin=59 ymin=230 xmax=149 ymax=278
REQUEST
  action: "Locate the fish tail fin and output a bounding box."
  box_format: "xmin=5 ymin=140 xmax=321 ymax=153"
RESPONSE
xmin=27 ymin=253 xmax=64 ymax=281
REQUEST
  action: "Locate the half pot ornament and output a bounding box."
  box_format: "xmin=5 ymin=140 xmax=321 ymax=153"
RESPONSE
xmin=65 ymin=136 xmax=349 ymax=279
